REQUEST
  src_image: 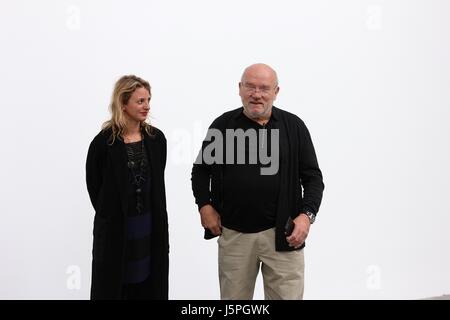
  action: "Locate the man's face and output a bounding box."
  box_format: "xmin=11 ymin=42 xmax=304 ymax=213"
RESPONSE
xmin=239 ymin=66 xmax=279 ymax=120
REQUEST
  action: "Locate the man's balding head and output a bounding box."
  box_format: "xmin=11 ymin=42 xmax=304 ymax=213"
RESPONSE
xmin=239 ymin=63 xmax=280 ymax=123
xmin=241 ymin=63 xmax=279 ymax=86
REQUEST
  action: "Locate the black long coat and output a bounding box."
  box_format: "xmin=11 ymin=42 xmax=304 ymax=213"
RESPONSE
xmin=86 ymin=127 xmax=169 ymax=299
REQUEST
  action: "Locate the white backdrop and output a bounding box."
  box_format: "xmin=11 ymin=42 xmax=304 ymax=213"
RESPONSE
xmin=1 ymin=0 xmax=449 ymax=300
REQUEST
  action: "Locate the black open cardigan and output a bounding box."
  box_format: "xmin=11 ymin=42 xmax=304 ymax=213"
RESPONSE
xmin=86 ymin=127 xmax=169 ymax=299
xmin=191 ymin=106 xmax=324 ymax=251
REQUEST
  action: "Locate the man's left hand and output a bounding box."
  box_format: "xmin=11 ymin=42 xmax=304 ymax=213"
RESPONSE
xmin=286 ymin=213 xmax=311 ymax=248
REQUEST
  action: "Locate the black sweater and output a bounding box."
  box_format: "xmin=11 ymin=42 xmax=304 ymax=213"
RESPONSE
xmin=220 ymin=111 xmax=280 ymax=233
xmin=191 ymin=106 xmax=324 ymax=251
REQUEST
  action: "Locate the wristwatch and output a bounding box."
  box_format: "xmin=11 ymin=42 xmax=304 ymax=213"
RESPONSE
xmin=301 ymin=211 xmax=316 ymax=224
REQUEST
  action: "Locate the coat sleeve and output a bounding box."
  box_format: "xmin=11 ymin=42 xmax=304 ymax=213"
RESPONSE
xmin=191 ymin=116 xmax=224 ymax=211
xmin=158 ymin=129 xmax=168 ymax=211
xmin=86 ymin=134 xmax=106 ymax=212
xmin=298 ymin=121 xmax=324 ymax=215
xmin=191 ymin=137 xmax=213 ymax=211
xmin=161 ymin=130 xmax=167 ymax=170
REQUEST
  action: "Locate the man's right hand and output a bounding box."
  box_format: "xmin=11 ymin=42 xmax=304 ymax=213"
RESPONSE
xmin=199 ymin=204 xmax=222 ymax=236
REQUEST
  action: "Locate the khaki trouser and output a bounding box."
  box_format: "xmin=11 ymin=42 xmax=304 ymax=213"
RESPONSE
xmin=218 ymin=226 xmax=304 ymax=300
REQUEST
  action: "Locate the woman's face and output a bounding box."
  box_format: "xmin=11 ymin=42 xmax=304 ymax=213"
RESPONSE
xmin=123 ymin=87 xmax=151 ymax=123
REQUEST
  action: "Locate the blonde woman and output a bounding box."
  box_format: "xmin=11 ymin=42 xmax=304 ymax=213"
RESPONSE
xmin=86 ymin=75 xmax=168 ymax=300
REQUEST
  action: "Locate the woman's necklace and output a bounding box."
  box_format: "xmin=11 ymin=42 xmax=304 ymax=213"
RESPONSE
xmin=125 ymin=132 xmax=147 ymax=214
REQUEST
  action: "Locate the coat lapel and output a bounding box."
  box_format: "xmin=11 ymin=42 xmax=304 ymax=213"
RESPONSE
xmin=110 ymin=139 xmax=129 ymax=218
xmin=144 ymin=132 xmax=157 ymax=186
xmin=144 ymin=131 xmax=162 ymax=214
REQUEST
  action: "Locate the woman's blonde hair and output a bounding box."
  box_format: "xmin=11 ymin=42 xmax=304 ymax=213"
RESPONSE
xmin=102 ymin=75 xmax=153 ymax=144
